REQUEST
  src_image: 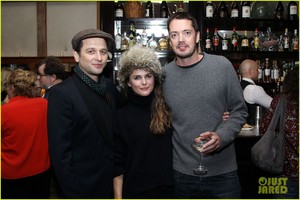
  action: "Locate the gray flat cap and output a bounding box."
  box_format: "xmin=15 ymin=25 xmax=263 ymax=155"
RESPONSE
xmin=71 ymin=29 xmax=114 ymax=51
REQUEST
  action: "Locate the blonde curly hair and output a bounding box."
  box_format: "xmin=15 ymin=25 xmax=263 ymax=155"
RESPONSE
xmin=6 ymin=69 xmax=37 ymax=98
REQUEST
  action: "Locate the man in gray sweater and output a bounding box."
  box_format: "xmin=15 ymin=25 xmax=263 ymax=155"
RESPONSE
xmin=163 ymin=12 xmax=248 ymax=198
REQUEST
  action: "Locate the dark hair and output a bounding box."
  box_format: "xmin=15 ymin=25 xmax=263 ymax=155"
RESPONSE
xmin=38 ymin=56 xmax=66 ymax=80
xmin=282 ymin=67 xmax=299 ymax=101
xmin=167 ymin=11 xmax=199 ymax=33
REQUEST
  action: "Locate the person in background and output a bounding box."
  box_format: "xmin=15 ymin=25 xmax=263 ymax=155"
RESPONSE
xmin=1 ymin=69 xmax=50 ymax=198
xmin=113 ymin=45 xmax=173 ymax=199
xmin=163 ymin=11 xmax=248 ymax=198
xmin=47 ymin=29 xmax=120 ymax=198
xmin=36 ymin=56 xmax=66 ymax=99
xmin=240 ymin=59 xmax=273 ymax=125
xmin=259 ymin=68 xmax=299 ymax=199
xmin=1 ymin=67 xmax=13 ymax=104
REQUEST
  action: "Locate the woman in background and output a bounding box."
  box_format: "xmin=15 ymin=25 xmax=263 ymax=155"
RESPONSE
xmin=260 ymin=68 xmax=299 ymax=199
xmin=1 ymin=69 xmax=51 ymax=198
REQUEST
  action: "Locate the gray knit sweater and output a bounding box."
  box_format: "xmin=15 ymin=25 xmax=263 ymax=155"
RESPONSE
xmin=163 ymin=53 xmax=248 ymax=177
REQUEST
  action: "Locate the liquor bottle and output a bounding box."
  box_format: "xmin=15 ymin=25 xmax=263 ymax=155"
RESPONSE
xmin=291 ymin=29 xmax=299 ymax=51
xmin=272 ymin=60 xmax=280 ymax=83
xmin=264 ymin=58 xmax=271 ymax=83
xmin=230 ymin=1 xmax=239 ymax=19
xmin=241 ymin=30 xmax=249 ymax=51
xmin=115 ymin=27 xmax=122 ymax=50
xmin=128 ymin=22 xmax=136 ymax=48
xmin=218 ymin=1 xmax=229 ymax=18
xmin=115 ymin=1 xmax=124 ymax=19
xmin=147 ymin=33 xmax=158 ymax=49
xmin=231 ymin=26 xmax=238 ymax=51
xmin=141 ymin=27 xmax=148 ymax=47
xmin=221 ymin=33 xmax=228 ymax=51
xmin=158 ymin=34 xmax=168 ymax=50
xmin=206 ymin=1 xmax=214 ymax=18
xmin=253 ymin=28 xmax=260 ymax=51
xmin=241 ymin=1 xmax=251 ymax=19
xmin=160 ymin=1 xmax=168 ymax=18
xmin=145 ymin=1 xmax=153 ymax=18
xmin=277 ymin=35 xmax=283 ymax=52
xmin=213 ymin=2 xmax=219 ymax=18
xmin=213 ymin=27 xmax=220 ymax=51
xmin=287 ymin=1 xmax=298 ymax=20
xmin=176 ymin=2 xmax=185 ymax=13
xmin=121 ymin=31 xmax=129 ymax=51
xmin=274 ymin=1 xmax=284 ymax=20
xmin=205 ymin=28 xmax=212 ymax=51
xmin=283 ymin=28 xmax=290 ymax=52
xmin=257 ymin=60 xmax=263 ymax=83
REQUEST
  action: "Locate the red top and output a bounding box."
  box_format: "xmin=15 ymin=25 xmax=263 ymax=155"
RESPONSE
xmin=260 ymin=94 xmax=299 ymax=181
xmin=1 ymin=96 xmax=50 ymax=179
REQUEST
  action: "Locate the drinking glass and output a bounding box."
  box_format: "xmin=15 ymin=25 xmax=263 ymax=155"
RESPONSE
xmin=191 ymin=138 xmax=210 ymax=175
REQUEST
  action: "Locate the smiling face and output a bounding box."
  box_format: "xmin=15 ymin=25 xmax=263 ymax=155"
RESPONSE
xmin=127 ymin=69 xmax=155 ymax=97
xmin=168 ymin=19 xmax=200 ymax=63
xmin=73 ymin=37 xmax=109 ymax=82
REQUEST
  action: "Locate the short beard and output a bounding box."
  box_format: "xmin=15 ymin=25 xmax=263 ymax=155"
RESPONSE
xmin=176 ymin=47 xmax=196 ymax=59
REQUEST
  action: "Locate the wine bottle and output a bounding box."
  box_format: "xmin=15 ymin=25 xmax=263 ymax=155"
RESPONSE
xmin=241 ymin=30 xmax=249 ymax=51
xmin=121 ymin=31 xmax=129 ymax=51
xmin=145 ymin=1 xmax=153 ymax=18
xmin=160 ymin=1 xmax=169 ymax=18
xmin=241 ymin=1 xmax=251 ymax=19
xmin=115 ymin=27 xmax=122 ymax=50
xmin=253 ymin=28 xmax=260 ymax=51
xmin=291 ymin=29 xmax=299 ymax=52
xmin=264 ymin=58 xmax=271 ymax=83
xmin=230 ymin=1 xmax=239 ymax=19
xmin=128 ymin=22 xmax=136 ymax=48
xmin=283 ymin=28 xmax=290 ymax=52
xmin=221 ymin=33 xmax=228 ymax=51
xmin=213 ymin=28 xmax=220 ymax=51
xmin=218 ymin=1 xmax=229 ymax=18
xmin=115 ymin=1 xmax=124 ymax=19
xmin=287 ymin=1 xmax=298 ymax=20
xmin=206 ymin=1 xmax=214 ymax=18
xmin=205 ymin=28 xmax=212 ymax=51
xmin=231 ymin=26 xmax=238 ymax=51
xmin=274 ymin=1 xmax=284 ymax=20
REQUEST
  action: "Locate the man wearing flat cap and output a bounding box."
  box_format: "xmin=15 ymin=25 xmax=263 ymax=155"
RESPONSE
xmin=47 ymin=29 xmax=120 ymax=198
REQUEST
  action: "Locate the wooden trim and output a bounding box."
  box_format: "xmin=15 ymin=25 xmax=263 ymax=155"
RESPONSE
xmin=37 ymin=2 xmax=47 ymax=57
xmin=97 ymin=2 xmax=100 ymax=29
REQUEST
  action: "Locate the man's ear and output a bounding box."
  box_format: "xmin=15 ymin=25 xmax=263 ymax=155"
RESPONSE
xmin=73 ymin=50 xmax=80 ymax=62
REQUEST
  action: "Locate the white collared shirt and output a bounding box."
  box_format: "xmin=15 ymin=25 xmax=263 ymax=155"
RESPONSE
xmin=242 ymin=78 xmax=273 ymax=109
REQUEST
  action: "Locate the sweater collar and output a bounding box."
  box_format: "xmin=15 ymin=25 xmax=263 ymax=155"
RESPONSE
xmin=128 ymin=88 xmax=154 ymax=106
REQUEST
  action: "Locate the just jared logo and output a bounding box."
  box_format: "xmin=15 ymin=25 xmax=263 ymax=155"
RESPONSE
xmin=258 ymin=177 xmax=288 ymax=194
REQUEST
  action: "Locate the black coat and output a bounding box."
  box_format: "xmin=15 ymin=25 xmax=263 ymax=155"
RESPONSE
xmin=47 ymin=74 xmax=118 ymax=198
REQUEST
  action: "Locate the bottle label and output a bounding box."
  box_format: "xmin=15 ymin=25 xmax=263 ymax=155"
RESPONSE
xmin=116 ymin=9 xmax=123 ymax=18
xmin=222 ymin=39 xmax=228 ymax=50
xmin=206 ymin=6 xmax=213 ymax=17
xmin=274 ymin=69 xmax=279 ymax=79
xmin=145 ymin=9 xmax=150 ymax=17
xmin=231 ymin=9 xmax=238 ymax=18
xmin=284 ymin=38 xmax=290 ymax=48
xmin=258 ymin=69 xmax=263 ymax=79
xmin=254 ymin=37 xmax=259 ymax=49
xmin=231 ymin=37 xmax=238 ymax=47
xmin=265 ymin=69 xmax=270 ymax=76
xmin=205 ymin=39 xmax=212 ymax=49
xmin=290 ymin=5 xmax=298 ymax=15
xmin=115 ymin=36 xmax=121 ymax=50
xmin=241 ymin=39 xmax=249 ymax=47
xmin=242 ymin=6 xmax=251 ymax=18
xmin=213 ymin=38 xmax=219 ymax=47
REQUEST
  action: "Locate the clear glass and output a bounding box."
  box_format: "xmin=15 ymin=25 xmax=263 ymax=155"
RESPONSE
xmin=191 ymin=138 xmax=210 ymax=175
